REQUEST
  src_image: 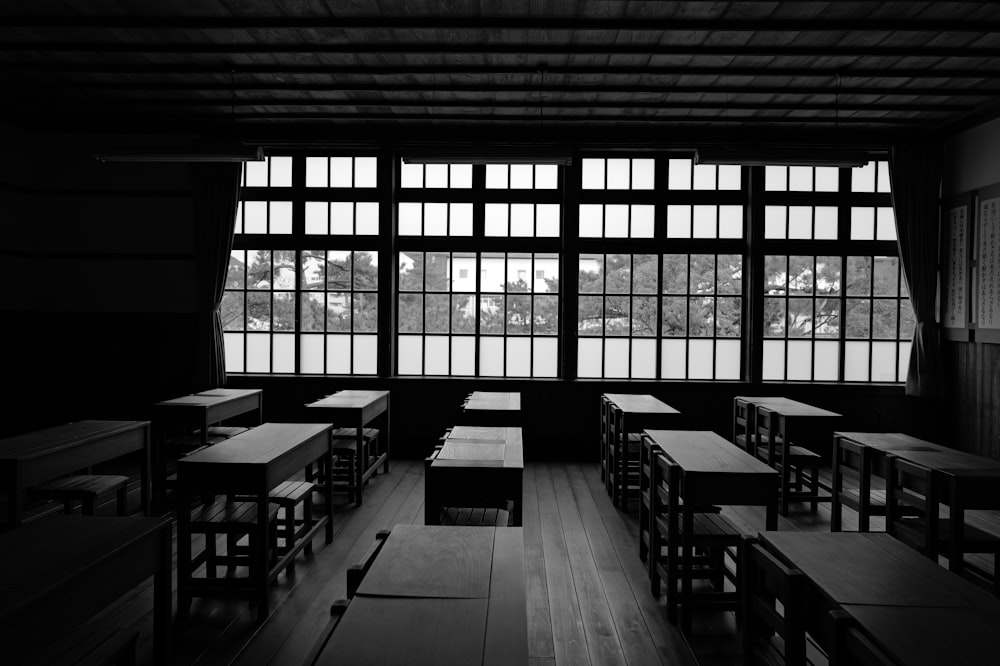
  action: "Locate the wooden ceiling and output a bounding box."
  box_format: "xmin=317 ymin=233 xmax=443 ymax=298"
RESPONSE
xmin=1 ymin=1 xmax=998 ymax=145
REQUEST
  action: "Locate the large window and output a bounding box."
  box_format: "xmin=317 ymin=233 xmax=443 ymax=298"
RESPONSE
xmin=223 ymin=153 xmax=904 ymax=384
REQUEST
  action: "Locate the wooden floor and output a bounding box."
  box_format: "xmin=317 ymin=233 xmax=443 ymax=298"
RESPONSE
xmin=87 ymin=459 xmax=999 ymax=666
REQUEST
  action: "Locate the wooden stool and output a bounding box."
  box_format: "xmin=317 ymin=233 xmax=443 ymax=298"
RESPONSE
xmin=326 ymin=427 xmax=381 ymax=506
xmin=32 ymin=474 xmax=130 ymax=516
xmin=269 ymin=480 xmax=316 ymax=576
xmin=187 ymin=500 xmax=279 ymax=580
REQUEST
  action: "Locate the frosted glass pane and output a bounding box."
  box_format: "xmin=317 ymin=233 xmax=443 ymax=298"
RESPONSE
xmin=844 ymin=341 xmax=870 ymax=381
xmin=579 ymin=204 xmax=603 ymax=237
xmin=815 ymin=206 xmax=838 ymax=240
xmin=244 ymin=201 xmax=267 ymax=234
xmin=787 ymin=340 xmax=812 ymax=380
xmin=876 ymin=207 xmax=896 ymax=241
xmin=851 ymin=208 xmax=875 ymax=240
xmin=480 ymin=337 xmax=505 ymax=376
xmin=814 ymin=340 xmax=840 ymax=380
xmin=532 ymin=338 xmax=557 ymax=377
xmin=306 ymin=157 xmax=328 ymax=187
xmin=898 ymin=341 xmax=911 ymax=382
xmin=510 ymin=164 xmax=533 ymax=189
xmin=668 ymin=159 xmax=691 ymax=190
xmin=693 ymin=205 xmax=717 ymax=238
xmin=451 ymin=203 xmax=473 ymax=236
xmin=245 ymin=334 xmax=270 ymax=372
xmin=425 ymin=164 xmax=448 ymax=188
xmin=693 ymin=164 xmax=715 ymax=190
xmin=578 ymin=338 xmax=603 ymax=378
xmin=661 ymin=339 xmax=686 ymax=379
xmin=273 ymin=334 xmax=295 ymax=373
xmin=424 ymin=336 xmax=449 ymax=375
xmin=715 ymin=339 xmax=741 ymax=380
xmin=267 ymin=156 xmax=291 ymax=187
xmin=300 ymin=334 xmax=323 ymax=373
xmin=853 ymin=162 xmax=876 ymax=192
xmin=581 ymin=159 xmax=604 ymax=189
xmin=536 ymin=204 xmax=560 ymax=237
xmin=631 ymin=338 xmax=656 ymax=379
xmin=330 ymin=201 xmax=353 ymax=235
xmin=872 ymin=341 xmax=897 ymax=382
xmin=510 ymin=203 xmax=534 ymax=237
xmin=451 ymin=337 xmax=475 ymax=376
xmin=325 ymin=334 xmax=350 ymax=374
xmin=877 ymin=161 xmax=891 ymax=193
xmin=631 ymin=205 xmax=654 ymax=238
xmin=719 ymin=205 xmax=743 ymax=238
xmin=485 ymin=164 xmax=508 ymax=189
xmin=605 ymin=204 xmax=628 ymax=238
xmin=224 ymin=333 xmax=244 ymax=373
xmin=633 ymin=159 xmax=655 ymax=190
xmin=331 ymin=157 xmax=353 ymax=187
xmin=450 ymin=164 xmax=472 ymax=189
xmin=270 ymin=201 xmax=293 ymax=234
xmin=788 ymin=206 xmax=811 ymax=239
xmin=234 ymin=203 xmax=243 ymax=233
xmin=305 ymin=202 xmax=327 ymax=235
xmin=816 ymin=167 xmax=839 ymax=192
xmin=688 ymin=339 xmax=712 ymax=379
xmin=353 ymin=335 xmax=377 ymax=374
xmin=535 ymin=164 xmax=558 ymax=189
xmin=400 ymin=161 xmax=423 ymax=188
xmin=718 ymin=164 xmax=741 ymax=190
xmin=397 ymin=335 xmax=423 ymax=375
xmin=762 ymin=340 xmax=785 ymax=380
xmin=604 ymin=339 xmax=630 ymax=378
xmin=244 ymin=159 xmax=268 ymax=187
xmin=667 ymin=205 xmax=692 ymax=238
xmin=398 ymin=202 xmax=422 ymax=235
xmin=424 ymin=202 xmax=448 ymax=236
xmin=485 ymin=204 xmax=508 ymax=236
xmin=764 ymin=206 xmax=786 ymax=239
xmin=506 ymin=338 xmax=531 ymax=377
xmin=355 ymin=157 xmax=378 ymax=188
xmin=607 ymin=158 xmax=630 ymax=190
xmin=789 ymin=166 xmax=812 ymax=191
xmin=765 ymin=166 xmax=787 ymax=191
xmin=356 ymin=202 xmax=379 ymax=235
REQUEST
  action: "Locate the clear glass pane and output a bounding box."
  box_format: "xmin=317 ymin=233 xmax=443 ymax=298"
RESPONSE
xmin=424 ymin=252 xmax=450 ymax=291
xmin=661 ymin=339 xmax=686 ymax=379
xmin=451 ymin=294 xmax=476 ymax=333
xmin=788 ymin=256 xmax=814 ymax=295
xmin=604 ymin=296 xmax=630 ymax=336
xmin=662 ymin=254 xmax=687 ymax=294
xmin=689 ymin=297 xmax=715 ymax=337
xmin=899 ymin=299 xmax=916 ymax=339
xmin=326 ymin=292 xmax=351 ymax=332
xmin=247 ymin=292 xmax=270 ymax=330
xmin=221 ymin=291 xmax=244 ymax=331
xmin=535 ymin=255 xmax=558 ymax=292
xmin=301 ymin=292 xmax=324 ymax=331
xmin=689 ymin=254 xmax=715 ymax=294
xmin=874 ymin=256 xmax=899 ymax=296
xmin=764 ymin=298 xmax=786 ymax=337
xmin=480 ymin=295 xmax=506 ymax=334
xmin=398 ymin=251 xmax=423 ymax=291
xmin=814 ymin=298 xmax=840 ymax=339
xmin=481 ymin=253 xmax=506 ymax=292
xmin=787 ymin=299 xmax=814 ymax=337
xmin=397 ymin=294 xmax=423 ymax=333
xmin=632 ymin=254 xmax=658 ymax=294
xmin=846 ymin=257 xmax=872 ymax=295
xmin=605 ymin=254 xmax=631 ymax=294
xmin=873 ymin=299 xmax=898 ymax=339
xmin=326 ymin=251 xmax=352 ymax=290
xmin=273 ymin=292 xmax=295 ymax=330
xmin=846 ymin=299 xmax=871 ymax=338
xmin=506 ymin=295 xmax=532 ymax=334
xmin=578 ymin=295 xmax=603 ymax=335
xmin=661 ymin=296 xmax=687 ymax=336
xmin=534 ymin=295 xmax=559 ymax=334
xmin=717 ymin=296 xmax=741 ymax=337
xmin=717 ymin=255 xmax=743 ymax=295
xmin=632 ymin=296 xmax=658 ymax=336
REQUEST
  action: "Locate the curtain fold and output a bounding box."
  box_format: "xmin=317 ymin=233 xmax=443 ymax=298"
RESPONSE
xmin=888 ymin=144 xmax=942 ymax=397
xmin=193 ymin=162 xmax=241 ymax=390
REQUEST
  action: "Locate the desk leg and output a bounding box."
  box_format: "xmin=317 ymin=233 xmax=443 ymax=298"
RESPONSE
xmin=176 ymin=491 xmax=192 ymax=623
xmin=779 ymin=417 xmax=791 ymax=516
xmin=255 ymin=493 xmax=271 ymax=621
xmin=512 ymin=472 xmax=523 ymax=527
xmin=948 ymin=485 xmax=965 ymax=575
xmin=354 ymin=424 xmax=364 ymax=506
xmin=680 ymin=506 xmax=694 ymax=634
xmin=153 ymin=522 xmax=172 ymax=666
xmin=324 ymin=441 xmax=334 ymax=544
xmin=383 ymin=398 xmax=391 ymax=474
xmin=620 ymin=414 xmax=631 ymax=511
xmin=765 ymin=483 xmax=778 ymax=531
xmin=140 ymin=426 xmax=152 ymax=517
xmin=830 ymin=436 xmax=843 ymax=532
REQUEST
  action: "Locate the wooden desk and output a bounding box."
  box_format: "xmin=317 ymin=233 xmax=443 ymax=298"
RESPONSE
xmin=0 ymin=420 xmax=151 ymax=527
xmin=153 ymin=388 xmax=263 ymax=444
xmin=305 ymin=390 xmax=390 ymax=505
xmin=427 ymin=426 xmax=524 ymax=526
xmin=757 ymin=531 xmax=1000 ymax=665
xmin=447 ymin=425 xmax=521 ymax=443
xmin=176 ymin=422 xmax=333 ymax=619
xmin=603 ymin=393 xmax=681 ymax=510
xmin=460 ymin=391 xmax=522 ymax=426
xmin=314 ymin=524 xmax=527 ymax=666
xmin=753 ymin=399 xmax=840 ymax=515
xmin=0 ymin=515 xmax=172 ymax=665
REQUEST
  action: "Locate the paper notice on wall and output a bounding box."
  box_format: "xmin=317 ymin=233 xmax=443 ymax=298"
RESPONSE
xmin=978 ymin=197 xmax=1000 ymax=330
xmin=944 ymin=205 xmax=968 ymax=329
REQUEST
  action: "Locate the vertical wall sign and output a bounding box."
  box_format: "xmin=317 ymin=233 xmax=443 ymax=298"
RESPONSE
xmin=977 ymin=194 xmax=1000 ymax=342
xmin=942 ymin=202 xmax=970 ymax=340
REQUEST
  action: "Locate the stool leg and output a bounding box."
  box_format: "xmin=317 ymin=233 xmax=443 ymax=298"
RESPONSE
xmin=304 ymin=494 xmax=314 ymax=556
xmin=810 ymin=462 xmax=819 ymax=513
xmin=284 ymin=506 xmax=296 ymax=577
xmin=206 ymin=534 xmax=217 ymax=578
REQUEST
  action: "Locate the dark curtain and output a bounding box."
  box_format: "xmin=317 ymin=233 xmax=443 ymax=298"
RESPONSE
xmin=193 ymin=162 xmax=241 ymax=391
xmin=889 ymin=144 xmax=942 ymax=397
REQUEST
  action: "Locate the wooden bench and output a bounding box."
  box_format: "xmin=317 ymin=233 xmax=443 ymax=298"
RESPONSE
xmin=741 ymin=539 xmax=807 ymax=666
xmin=31 ymin=474 xmax=130 ymax=516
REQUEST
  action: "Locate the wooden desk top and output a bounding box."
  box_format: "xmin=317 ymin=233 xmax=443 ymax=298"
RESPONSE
xmin=464 ymin=392 xmax=521 ymax=410
xmin=0 ymin=515 xmax=171 ymax=621
xmin=447 ymin=426 xmax=522 ymax=444
xmin=644 ymin=430 xmax=776 ymax=476
xmin=0 ymin=420 xmax=149 ymax=460
xmin=195 ymin=388 xmax=262 ymax=399
xmin=357 ymin=524 xmax=496 ymax=598
xmin=835 ymin=431 xmax=947 ymax=452
xmin=754 ymin=398 xmax=840 ymax=418
xmin=603 ymin=393 xmax=679 ymax=415
xmin=306 ymin=390 xmax=390 ymax=409
xmin=759 ymin=531 xmax=990 ymax=608
xmin=435 ymin=439 xmax=524 ymax=468
xmin=180 ymin=422 xmax=330 ymax=465
xmin=154 ymin=388 xmax=261 ymax=409
xmin=889 ymin=448 xmax=1000 ymax=475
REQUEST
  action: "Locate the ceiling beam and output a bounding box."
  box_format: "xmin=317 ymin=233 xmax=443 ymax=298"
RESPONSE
xmin=0 ymin=16 xmax=997 ymax=33
xmin=3 ymin=41 xmax=998 ymax=58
